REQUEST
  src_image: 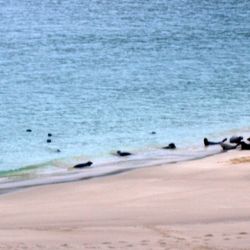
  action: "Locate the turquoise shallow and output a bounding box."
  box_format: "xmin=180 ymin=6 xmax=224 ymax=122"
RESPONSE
xmin=0 ymin=0 xmax=250 ymax=174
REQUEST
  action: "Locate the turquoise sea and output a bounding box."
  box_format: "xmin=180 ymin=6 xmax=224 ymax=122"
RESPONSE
xmin=0 ymin=0 xmax=250 ymax=182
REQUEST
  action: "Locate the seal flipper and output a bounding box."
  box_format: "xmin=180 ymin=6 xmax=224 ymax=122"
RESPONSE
xmin=222 ymin=138 xmax=227 ymax=143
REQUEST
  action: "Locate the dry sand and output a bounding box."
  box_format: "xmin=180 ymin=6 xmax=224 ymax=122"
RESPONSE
xmin=0 ymin=150 xmax=250 ymax=249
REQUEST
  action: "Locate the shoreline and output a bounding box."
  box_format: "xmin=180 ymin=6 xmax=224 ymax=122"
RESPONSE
xmin=1 ymin=127 xmax=249 ymax=177
xmin=0 ymin=150 xmax=250 ymax=249
xmin=0 ymin=145 xmax=222 ymax=195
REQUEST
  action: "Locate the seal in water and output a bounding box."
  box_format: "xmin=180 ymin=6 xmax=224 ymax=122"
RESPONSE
xmin=47 ymin=139 xmax=52 ymax=143
xmin=204 ymin=138 xmax=227 ymax=146
xmin=117 ymin=150 xmax=132 ymax=157
xmin=73 ymin=161 xmax=93 ymax=169
xmin=220 ymin=143 xmax=239 ymax=151
xmin=48 ymin=133 xmax=52 ymax=137
xmin=240 ymin=141 xmax=250 ymax=150
xmin=26 ymin=129 xmax=32 ymax=132
xmin=162 ymin=143 xmax=176 ymax=149
xmin=229 ymin=136 xmax=243 ymax=144
xmin=151 ymin=131 xmax=156 ymax=135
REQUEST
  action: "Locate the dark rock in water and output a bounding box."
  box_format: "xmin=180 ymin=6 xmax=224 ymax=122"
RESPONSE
xmin=151 ymin=131 xmax=156 ymax=135
xmin=117 ymin=150 xmax=132 ymax=157
xmin=48 ymin=133 xmax=52 ymax=137
xmin=220 ymin=143 xmax=239 ymax=151
xmin=229 ymin=136 xmax=243 ymax=144
xmin=240 ymin=142 xmax=250 ymax=150
xmin=73 ymin=161 xmax=93 ymax=169
xmin=204 ymin=137 xmax=227 ymax=146
xmin=162 ymin=143 xmax=176 ymax=149
xmin=47 ymin=139 xmax=52 ymax=143
xmin=26 ymin=129 xmax=32 ymax=132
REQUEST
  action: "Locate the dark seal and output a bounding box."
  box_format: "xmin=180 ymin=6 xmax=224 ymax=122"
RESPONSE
xmin=117 ymin=150 xmax=132 ymax=157
xmin=240 ymin=141 xmax=250 ymax=150
xmin=73 ymin=161 xmax=93 ymax=169
xmin=162 ymin=143 xmax=176 ymax=149
xmin=47 ymin=139 xmax=52 ymax=143
xmin=220 ymin=143 xmax=239 ymax=151
xmin=26 ymin=129 xmax=32 ymax=132
xmin=48 ymin=133 xmax=52 ymax=137
xmin=204 ymin=138 xmax=227 ymax=146
xmin=229 ymin=136 xmax=243 ymax=144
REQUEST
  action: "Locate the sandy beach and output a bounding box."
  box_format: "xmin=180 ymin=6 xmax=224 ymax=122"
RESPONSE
xmin=0 ymin=150 xmax=250 ymax=250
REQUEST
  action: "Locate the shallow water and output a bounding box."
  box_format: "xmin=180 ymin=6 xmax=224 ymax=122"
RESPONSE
xmin=0 ymin=0 xmax=250 ymax=174
xmin=0 ymin=145 xmax=222 ymax=194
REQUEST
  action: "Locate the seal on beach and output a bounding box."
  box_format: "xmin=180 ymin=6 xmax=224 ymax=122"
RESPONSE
xmin=240 ymin=141 xmax=250 ymax=150
xmin=47 ymin=139 xmax=52 ymax=143
xmin=73 ymin=161 xmax=93 ymax=169
xmin=220 ymin=143 xmax=239 ymax=151
xmin=229 ymin=136 xmax=243 ymax=144
xmin=26 ymin=129 xmax=32 ymax=132
xmin=117 ymin=150 xmax=132 ymax=157
xmin=204 ymin=138 xmax=227 ymax=146
xmin=162 ymin=143 xmax=176 ymax=149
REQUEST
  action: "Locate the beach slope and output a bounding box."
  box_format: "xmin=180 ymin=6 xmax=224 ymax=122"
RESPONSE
xmin=0 ymin=151 xmax=250 ymax=249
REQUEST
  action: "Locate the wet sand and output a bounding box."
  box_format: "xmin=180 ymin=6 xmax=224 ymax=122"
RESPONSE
xmin=0 ymin=150 xmax=250 ymax=249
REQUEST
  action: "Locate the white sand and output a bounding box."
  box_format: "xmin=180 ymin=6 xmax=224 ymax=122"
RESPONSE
xmin=0 ymin=150 xmax=250 ymax=249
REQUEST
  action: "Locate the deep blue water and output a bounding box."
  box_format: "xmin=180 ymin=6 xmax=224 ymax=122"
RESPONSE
xmin=0 ymin=0 xmax=250 ymax=173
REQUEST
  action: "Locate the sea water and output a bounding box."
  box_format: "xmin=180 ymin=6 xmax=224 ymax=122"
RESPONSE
xmin=0 ymin=0 xmax=250 ymax=178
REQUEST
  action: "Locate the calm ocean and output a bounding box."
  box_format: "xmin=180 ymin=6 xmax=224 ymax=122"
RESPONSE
xmin=0 ymin=0 xmax=250 ymax=177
